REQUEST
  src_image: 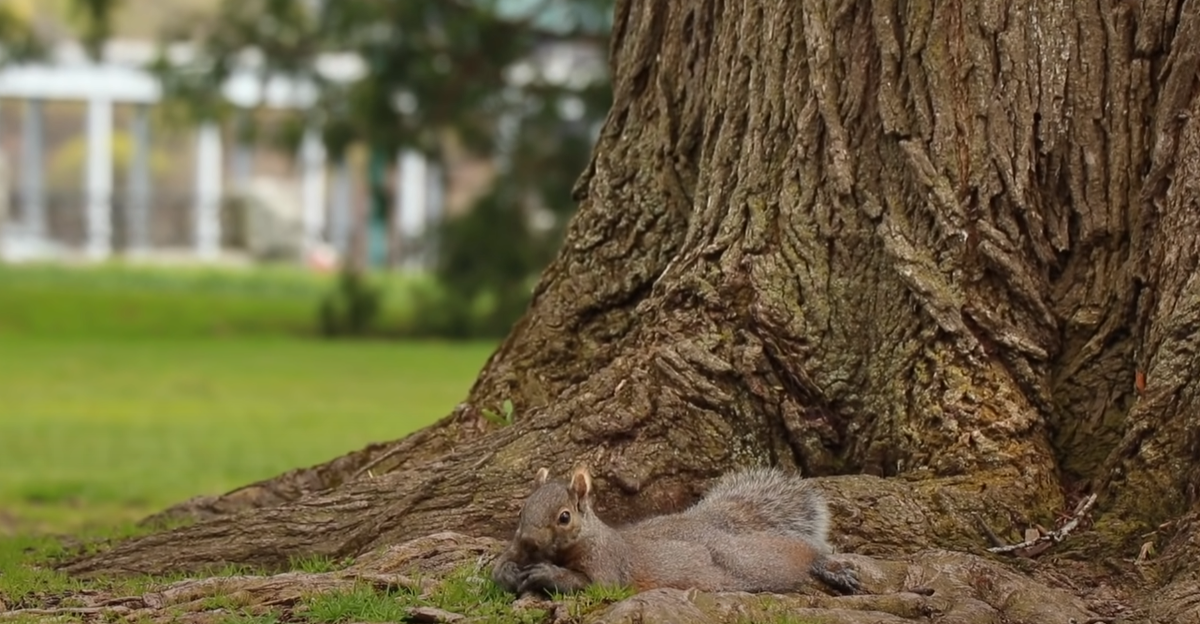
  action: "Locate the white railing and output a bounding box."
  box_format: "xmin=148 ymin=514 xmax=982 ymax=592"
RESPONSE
xmin=0 ymin=39 xmax=435 ymax=266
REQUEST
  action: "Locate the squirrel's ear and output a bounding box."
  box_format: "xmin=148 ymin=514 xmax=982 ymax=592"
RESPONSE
xmin=569 ymin=466 xmax=593 ymax=500
xmin=534 ymin=467 xmax=550 ymax=486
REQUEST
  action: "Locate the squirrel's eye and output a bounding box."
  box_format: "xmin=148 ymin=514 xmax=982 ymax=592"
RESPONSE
xmin=557 ymin=510 xmax=571 ymax=525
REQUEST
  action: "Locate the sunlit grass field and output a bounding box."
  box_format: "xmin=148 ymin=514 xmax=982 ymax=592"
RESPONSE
xmin=0 ymin=262 xmax=431 ymax=339
xmin=0 ymin=262 xmax=496 ymax=534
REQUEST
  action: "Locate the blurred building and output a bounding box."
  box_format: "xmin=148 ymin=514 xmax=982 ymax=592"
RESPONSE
xmin=0 ymin=22 xmax=606 ymax=270
xmin=0 ymin=39 xmax=444 ymax=269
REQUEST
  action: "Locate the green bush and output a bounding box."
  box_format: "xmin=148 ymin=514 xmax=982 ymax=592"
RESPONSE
xmin=404 ymin=184 xmax=553 ymax=339
xmin=317 ymin=269 xmax=384 ymax=337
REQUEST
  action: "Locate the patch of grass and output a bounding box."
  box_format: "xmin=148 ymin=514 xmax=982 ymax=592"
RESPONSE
xmin=0 ymin=336 xmax=493 ymax=533
xmin=580 ymin=582 xmax=636 ymax=603
xmin=551 ymin=579 xmax=635 ymax=620
xmin=289 ymin=554 xmax=353 ymax=574
xmin=299 ymin=564 xmax=551 ymax=624
xmin=0 ymin=534 xmax=79 ymax=605
xmin=215 ymin=613 xmax=283 ymax=624
xmin=0 ymin=519 xmax=209 ymax=606
xmin=0 ymin=616 xmax=55 ymax=624
xmin=0 ymin=262 xmax=505 ymax=616
xmin=0 ymin=262 xmax=436 ymax=339
xmin=200 ymin=594 xmax=242 ymax=611
xmin=302 ymin=584 xmax=412 ymax=623
xmin=431 ymin=565 xmax=536 ymax=621
xmin=111 ymin=569 xmax=197 ymax=598
xmin=432 ymin=564 xmax=520 ymax=614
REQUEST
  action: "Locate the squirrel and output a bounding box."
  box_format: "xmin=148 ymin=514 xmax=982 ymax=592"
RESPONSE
xmin=491 ymin=465 xmax=861 ymax=596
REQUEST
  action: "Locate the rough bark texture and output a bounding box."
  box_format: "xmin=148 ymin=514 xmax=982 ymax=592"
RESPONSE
xmin=62 ymin=0 xmax=1200 ymax=619
xmin=21 ymin=534 xmax=1117 ymax=624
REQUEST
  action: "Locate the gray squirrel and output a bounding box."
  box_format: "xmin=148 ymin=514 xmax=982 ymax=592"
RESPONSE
xmin=492 ymin=465 xmax=861 ymax=595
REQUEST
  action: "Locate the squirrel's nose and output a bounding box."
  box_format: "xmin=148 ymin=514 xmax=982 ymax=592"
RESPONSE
xmin=516 ymin=531 xmax=543 ymax=551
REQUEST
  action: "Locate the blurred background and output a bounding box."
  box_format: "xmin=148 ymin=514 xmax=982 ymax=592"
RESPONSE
xmin=0 ymin=0 xmax=612 ymax=535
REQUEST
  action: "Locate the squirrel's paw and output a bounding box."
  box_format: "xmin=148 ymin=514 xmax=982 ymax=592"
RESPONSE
xmin=491 ymin=558 xmax=525 ymax=594
xmin=516 ymin=562 xmax=589 ymax=595
xmin=810 ymin=556 xmax=862 ymax=595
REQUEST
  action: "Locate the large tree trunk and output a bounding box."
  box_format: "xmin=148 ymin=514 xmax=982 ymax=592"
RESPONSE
xmin=65 ymin=0 xmax=1200 ymax=617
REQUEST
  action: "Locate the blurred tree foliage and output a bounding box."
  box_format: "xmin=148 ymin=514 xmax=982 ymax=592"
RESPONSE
xmin=65 ymin=0 xmax=122 ymax=56
xmin=145 ymin=0 xmax=613 ymax=338
xmin=0 ymin=0 xmax=45 ymax=63
xmin=0 ymin=0 xmax=124 ymax=63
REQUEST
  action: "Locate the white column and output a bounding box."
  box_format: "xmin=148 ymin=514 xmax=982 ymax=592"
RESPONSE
xmin=194 ymin=120 xmax=223 ymax=260
xmin=396 ymin=149 xmax=427 ymax=239
xmin=300 ymin=125 xmax=327 ymax=248
xmin=84 ymin=97 xmax=114 ymax=260
xmin=329 ymin=158 xmax=353 ymax=255
xmin=126 ymin=103 xmax=152 ymax=255
xmin=21 ymin=98 xmax=45 ymax=238
xmin=395 ymin=150 xmax=429 ymax=271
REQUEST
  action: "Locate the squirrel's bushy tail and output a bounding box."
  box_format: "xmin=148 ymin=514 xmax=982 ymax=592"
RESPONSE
xmin=688 ymin=467 xmax=830 ymax=552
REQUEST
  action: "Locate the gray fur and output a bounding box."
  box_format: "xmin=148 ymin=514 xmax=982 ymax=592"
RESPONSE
xmin=686 ymin=466 xmax=831 ymax=552
xmin=493 ymin=465 xmax=857 ymax=596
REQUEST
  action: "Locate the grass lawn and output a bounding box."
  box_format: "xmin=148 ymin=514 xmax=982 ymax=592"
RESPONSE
xmin=0 ymin=262 xmax=496 ymax=534
xmin=0 ymin=262 xmax=521 ymax=621
xmin=0 ymin=336 xmax=495 ymax=534
xmin=0 ymin=262 xmax=433 ymax=339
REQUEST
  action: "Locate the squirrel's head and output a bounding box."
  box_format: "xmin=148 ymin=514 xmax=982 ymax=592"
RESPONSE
xmin=512 ymin=465 xmax=595 ymax=560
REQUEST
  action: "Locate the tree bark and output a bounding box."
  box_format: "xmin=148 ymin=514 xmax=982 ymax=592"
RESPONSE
xmin=64 ymin=0 xmax=1200 ymax=616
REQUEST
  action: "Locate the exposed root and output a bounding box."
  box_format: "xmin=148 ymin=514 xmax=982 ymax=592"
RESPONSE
xmin=11 ymin=533 xmax=1129 ymax=624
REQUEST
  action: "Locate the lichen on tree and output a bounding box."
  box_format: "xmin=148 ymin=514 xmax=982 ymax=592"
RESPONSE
xmin=58 ymin=0 xmax=1200 ymax=622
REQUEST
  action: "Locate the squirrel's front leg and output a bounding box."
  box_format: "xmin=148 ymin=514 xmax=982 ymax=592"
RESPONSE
xmin=517 ymin=562 xmax=593 ymax=595
xmin=490 ymin=540 xmax=529 ymax=594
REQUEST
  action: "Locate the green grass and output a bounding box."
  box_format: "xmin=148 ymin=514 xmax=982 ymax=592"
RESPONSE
xmin=288 ymin=554 xmax=354 ymax=574
xmin=0 ymin=331 xmax=494 ymax=610
xmin=216 ymin=614 xmax=282 ymax=624
xmin=0 ymin=261 xmax=436 ymax=339
xmin=0 ymin=336 xmax=494 ymax=533
xmin=301 ymin=565 xmax=552 ymax=624
xmin=0 ymin=534 xmax=79 ymax=603
xmin=304 ymin=585 xmax=413 ymax=622
xmin=0 ymin=262 xmax=509 ymax=618
xmin=0 ymin=527 xmax=254 ymax=609
xmin=296 ymin=565 xmax=635 ymax=624
xmin=0 ymin=261 xmax=496 ymax=533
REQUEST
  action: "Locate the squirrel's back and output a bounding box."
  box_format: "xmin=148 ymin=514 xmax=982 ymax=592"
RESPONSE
xmin=681 ymin=466 xmax=830 ymax=552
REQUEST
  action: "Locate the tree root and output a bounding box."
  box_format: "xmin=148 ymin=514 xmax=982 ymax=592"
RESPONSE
xmin=56 ymin=473 xmax=1062 ymax=578
xmin=12 ymin=532 xmax=1134 ymax=624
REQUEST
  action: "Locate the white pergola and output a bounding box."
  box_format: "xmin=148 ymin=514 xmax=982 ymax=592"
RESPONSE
xmin=0 ymin=40 xmax=439 ymax=263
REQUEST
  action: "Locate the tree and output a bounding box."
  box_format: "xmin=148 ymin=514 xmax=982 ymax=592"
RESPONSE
xmin=0 ymin=0 xmax=44 ymax=63
xmin=0 ymin=0 xmax=121 ymax=61
xmin=59 ymin=0 xmax=1200 ymax=621
xmin=146 ymin=0 xmax=612 ymax=336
